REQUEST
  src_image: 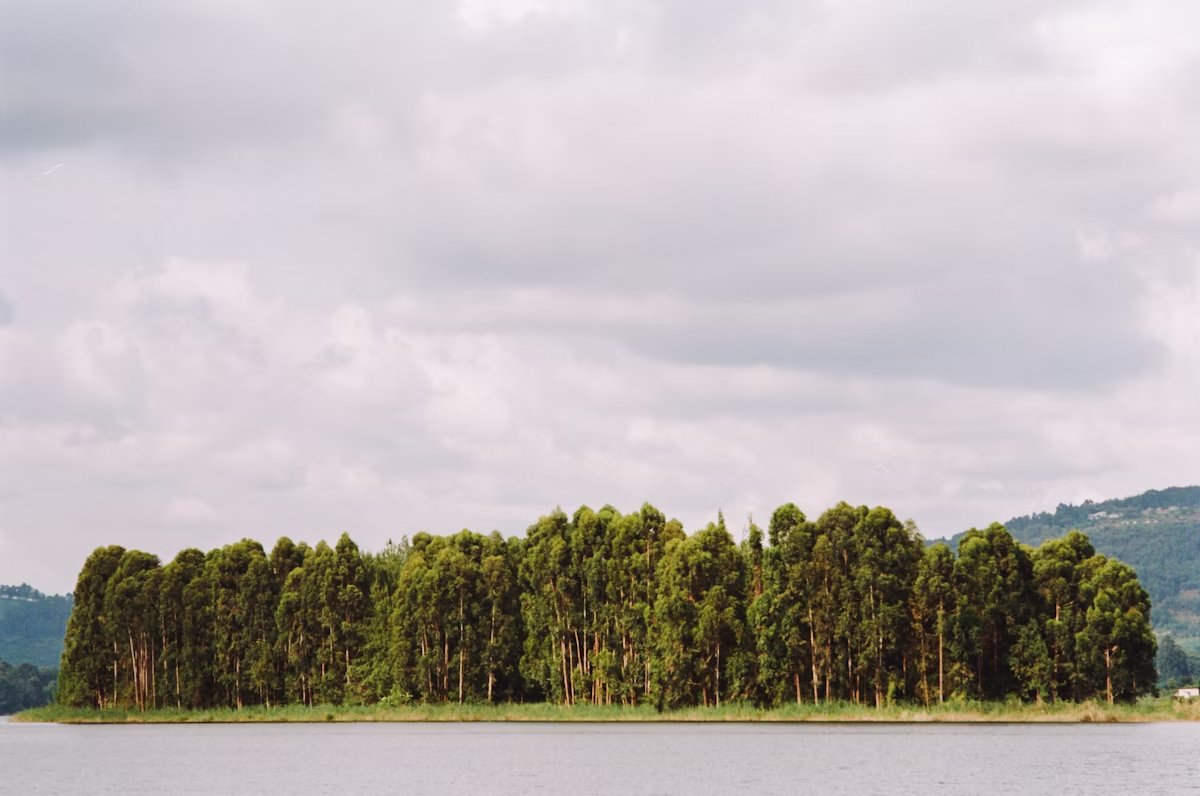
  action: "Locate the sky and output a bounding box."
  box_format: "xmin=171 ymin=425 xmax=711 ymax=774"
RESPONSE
xmin=2 ymin=0 xmax=1199 ymax=593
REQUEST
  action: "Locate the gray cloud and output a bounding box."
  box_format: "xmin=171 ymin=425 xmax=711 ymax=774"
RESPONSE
xmin=2 ymin=0 xmax=1199 ymax=591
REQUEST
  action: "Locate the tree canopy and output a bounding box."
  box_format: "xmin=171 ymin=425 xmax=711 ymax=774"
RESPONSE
xmin=57 ymin=503 xmax=1158 ymax=711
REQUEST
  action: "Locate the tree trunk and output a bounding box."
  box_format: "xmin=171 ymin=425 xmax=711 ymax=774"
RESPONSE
xmin=937 ymin=604 xmax=945 ymax=705
xmin=560 ymin=638 xmax=571 ymax=706
xmin=458 ymin=593 xmax=465 ymax=705
xmin=128 ymin=634 xmax=140 ymax=711
xmin=1105 ymin=647 xmax=1114 ymax=705
xmin=715 ymin=641 xmax=721 ymax=709
xmin=443 ymin=634 xmax=450 ymax=698
xmin=808 ymin=610 xmax=820 ymax=704
xmin=487 ymin=607 xmax=497 ymax=703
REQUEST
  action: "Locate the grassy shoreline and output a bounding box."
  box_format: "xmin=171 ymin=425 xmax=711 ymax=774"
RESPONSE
xmin=14 ymin=698 xmax=1200 ymax=724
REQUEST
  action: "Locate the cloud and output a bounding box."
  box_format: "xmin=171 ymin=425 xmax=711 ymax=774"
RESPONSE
xmin=1 ymin=0 xmax=1199 ymax=591
xmin=165 ymin=496 xmax=222 ymax=528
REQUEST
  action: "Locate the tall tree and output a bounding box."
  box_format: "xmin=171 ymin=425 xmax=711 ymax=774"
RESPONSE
xmin=1076 ymin=557 xmax=1156 ymax=703
xmin=912 ymin=543 xmax=954 ymax=704
xmin=58 ymin=545 xmax=126 ymax=708
xmin=952 ymin=523 xmax=1032 ymax=699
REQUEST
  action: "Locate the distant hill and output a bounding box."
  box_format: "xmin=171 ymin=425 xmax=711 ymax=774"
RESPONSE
xmin=949 ymin=486 xmax=1200 ymax=646
xmin=0 ymin=584 xmax=72 ymax=669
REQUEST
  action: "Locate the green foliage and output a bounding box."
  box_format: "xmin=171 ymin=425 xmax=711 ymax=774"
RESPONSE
xmin=0 ymin=585 xmax=73 ymax=669
xmin=0 ymin=659 xmax=57 ymax=713
xmin=55 ymin=502 xmax=1160 ymax=712
xmin=1156 ymin=635 xmax=1193 ymax=686
xmin=959 ymin=485 xmax=1200 ymax=642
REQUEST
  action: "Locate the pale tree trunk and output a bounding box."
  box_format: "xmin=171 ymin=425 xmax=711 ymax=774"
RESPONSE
xmin=458 ymin=593 xmax=465 ymax=705
xmin=1105 ymin=647 xmax=1114 ymax=705
xmin=809 ymin=610 xmax=820 ymax=704
xmin=487 ymin=605 xmax=497 ymax=703
xmin=937 ymin=603 xmax=945 ymax=704
xmin=560 ymin=638 xmax=571 ymax=706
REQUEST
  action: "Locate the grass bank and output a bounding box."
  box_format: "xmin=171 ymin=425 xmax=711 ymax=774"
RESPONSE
xmin=14 ymin=698 xmax=1200 ymax=724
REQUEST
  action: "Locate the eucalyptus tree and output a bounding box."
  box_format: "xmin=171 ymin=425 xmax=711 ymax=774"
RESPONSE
xmin=480 ymin=532 xmax=521 ymax=703
xmin=1075 ymin=556 xmax=1156 ymax=703
xmin=158 ymin=548 xmax=207 ymax=708
xmin=1031 ymin=531 xmax=1094 ymax=701
xmin=276 ymin=558 xmax=321 ymax=706
xmin=207 ymin=539 xmax=269 ymax=709
xmin=651 ymin=515 xmax=749 ymax=709
xmin=104 ymin=550 xmax=162 ymax=711
xmin=757 ymin=503 xmax=819 ymax=705
xmin=812 ymin=502 xmax=863 ymax=701
xmin=952 ymin=523 xmax=1033 ymax=699
xmin=912 ymin=543 xmax=954 ymax=704
xmin=604 ymin=504 xmax=684 ymax=704
xmin=330 ymin=533 xmax=369 ymax=700
xmin=59 ymin=545 xmax=126 ymax=708
xmin=519 ymin=508 xmax=577 ymax=704
xmin=850 ymin=508 xmax=922 ymax=707
xmin=354 ymin=538 xmax=407 ymax=703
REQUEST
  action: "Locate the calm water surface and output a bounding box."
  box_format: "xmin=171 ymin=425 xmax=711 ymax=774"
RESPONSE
xmin=3 ymin=717 xmax=1199 ymax=795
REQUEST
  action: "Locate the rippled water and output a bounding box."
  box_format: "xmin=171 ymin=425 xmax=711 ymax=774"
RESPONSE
xmin=3 ymin=717 xmax=1199 ymax=795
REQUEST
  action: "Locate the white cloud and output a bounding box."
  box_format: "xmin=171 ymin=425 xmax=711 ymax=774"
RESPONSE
xmin=165 ymin=497 xmax=222 ymax=528
xmin=2 ymin=0 xmax=1200 ymax=591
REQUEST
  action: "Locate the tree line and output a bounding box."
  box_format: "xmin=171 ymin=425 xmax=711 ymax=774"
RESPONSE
xmin=0 ymin=659 xmax=56 ymax=713
xmin=57 ymin=502 xmax=1157 ymax=711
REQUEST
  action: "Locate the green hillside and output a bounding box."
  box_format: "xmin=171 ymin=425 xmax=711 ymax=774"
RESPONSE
xmin=950 ymin=486 xmax=1200 ymax=646
xmin=0 ymin=584 xmax=73 ymax=669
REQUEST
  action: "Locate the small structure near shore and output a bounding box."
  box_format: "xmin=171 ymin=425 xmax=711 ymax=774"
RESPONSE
xmin=1173 ymin=687 xmax=1199 ymax=699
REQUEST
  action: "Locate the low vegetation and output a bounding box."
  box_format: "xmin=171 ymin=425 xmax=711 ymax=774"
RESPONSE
xmin=16 ymin=698 xmax=1200 ymax=724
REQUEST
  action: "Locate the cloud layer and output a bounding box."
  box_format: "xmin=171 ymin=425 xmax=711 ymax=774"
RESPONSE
xmin=3 ymin=0 xmax=1200 ymax=591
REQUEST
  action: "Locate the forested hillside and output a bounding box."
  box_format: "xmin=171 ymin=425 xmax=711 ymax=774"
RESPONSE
xmin=0 ymin=584 xmax=72 ymax=669
xmin=57 ymin=502 xmax=1156 ymax=712
xmin=994 ymin=487 xmax=1200 ymax=644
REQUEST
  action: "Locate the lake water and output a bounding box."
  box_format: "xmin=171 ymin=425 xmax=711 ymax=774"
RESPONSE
xmin=2 ymin=718 xmax=1199 ymax=794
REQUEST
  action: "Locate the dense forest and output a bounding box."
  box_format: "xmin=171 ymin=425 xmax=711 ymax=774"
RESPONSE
xmin=0 ymin=584 xmax=73 ymax=669
xmin=58 ymin=502 xmax=1157 ymax=712
xmin=991 ymin=486 xmax=1200 ymax=645
xmin=0 ymin=660 xmax=57 ymax=714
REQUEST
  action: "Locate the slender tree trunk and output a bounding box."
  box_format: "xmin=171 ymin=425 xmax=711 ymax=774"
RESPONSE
xmin=151 ymin=637 xmax=157 ymax=710
xmin=876 ymin=612 xmax=885 ymax=709
xmin=458 ymin=592 xmax=465 ymax=705
xmin=443 ymin=634 xmax=450 ymax=698
xmin=128 ymin=634 xmax=140 ymax=711
xmin=715 ymin=641 xmax=721 ymax=708
xmin=487 ymin=607 xmax=497 ymax=703
xmin=937 ymin=604 xmax=945 ymax=704
xmin=1105 ymin=647 xmax=1114 ymax=705
xmin=560 ymin=638 xmax=571 ymax=706
xmin=847 ymin=647 xmax=854 ymax=704
xmin=809 ymin=611 xmax=820 ymax=704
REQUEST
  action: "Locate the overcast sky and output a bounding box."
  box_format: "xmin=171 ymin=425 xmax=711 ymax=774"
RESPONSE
xmin=3 ymin=0 xmax=1200 ymax=593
